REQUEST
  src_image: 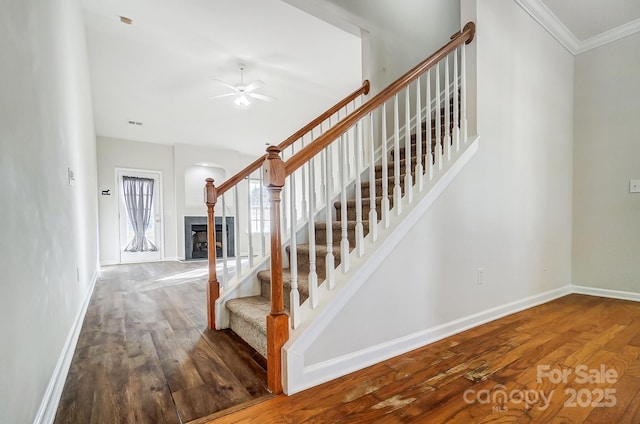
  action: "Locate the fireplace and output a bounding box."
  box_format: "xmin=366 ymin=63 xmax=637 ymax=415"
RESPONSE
xmin=184 ymin=216 xmax=235 ymax=261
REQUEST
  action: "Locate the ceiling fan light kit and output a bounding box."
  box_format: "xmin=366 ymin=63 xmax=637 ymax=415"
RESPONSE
xmin=211 ymin=64 xmax=276 ymax=109
xmin=234 ymin=93 xmax=251 ymax=109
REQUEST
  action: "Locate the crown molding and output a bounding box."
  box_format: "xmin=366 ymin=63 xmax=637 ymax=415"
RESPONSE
xmin=514 ymin=0 xmax=579 ymax=54
xmin=575 ymin=18 xmax=640 ymax=54
xmin=514 ymin=0 xmax=640 ymax=55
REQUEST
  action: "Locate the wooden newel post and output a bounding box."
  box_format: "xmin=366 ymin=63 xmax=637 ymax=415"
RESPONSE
xmin=263 ymin=146 xmax=289 ymax=394
xmin=205 ymin=178 xmax=220 ymax=330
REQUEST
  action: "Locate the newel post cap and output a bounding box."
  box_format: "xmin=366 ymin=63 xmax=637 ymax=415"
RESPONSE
xmin=205 ymin=178 xmax=217 ymax=205
xmin=263 ymin=146 xmax=285 ymax=188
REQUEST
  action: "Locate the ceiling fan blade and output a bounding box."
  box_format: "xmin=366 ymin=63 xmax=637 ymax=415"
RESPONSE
xmin=247 ymin=92 xmax=276 ymax=102
xmin=209 ymin=92 xmax=237 ymax=99
xmin=243 ymin=80 xmax=265 ymax=93
xmin=212 ymin=79 xmax=240 ymax=92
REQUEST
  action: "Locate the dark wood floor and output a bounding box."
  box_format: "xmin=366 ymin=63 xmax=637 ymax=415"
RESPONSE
xmin=211 ymin=294 xmax=640 ymax=423
xmin=54 ymin=261 xmax=269 ymax=424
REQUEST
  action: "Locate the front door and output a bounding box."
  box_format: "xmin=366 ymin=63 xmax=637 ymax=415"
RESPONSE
xmin=117 ymin=169 xmax=163 ymax=263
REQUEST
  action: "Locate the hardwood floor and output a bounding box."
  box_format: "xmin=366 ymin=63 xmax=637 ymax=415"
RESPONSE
xmin=210 ymin=294 xmax=640 ymax=423
xmin=54 ymin=261 xmax=270 ymax=424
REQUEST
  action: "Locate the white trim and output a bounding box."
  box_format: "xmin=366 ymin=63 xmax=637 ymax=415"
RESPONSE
xmin=115 ymin=168 xmax=165 ymax=264
xmin=283 ymin=278 xmax=640 ymax=394
xmin=576 ymin=19 xmax=640 ymax=54
xmin=572 ymin=285 xmax=640 ymax=302
xmin=284 ymin=137 xmax=481 ymax=394
xmin=34 ymin=270 xmax=99 ymax=424
xmin=285 ymin=282 xmax=572 ymax=395
xmin=514 ymin=0 xmax=579 ymax=54
xmin=514 ymin=0 xmax=640 ymax=55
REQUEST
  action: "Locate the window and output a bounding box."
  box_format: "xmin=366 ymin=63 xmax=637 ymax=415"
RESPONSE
xmin=249 ymin=179 xmax=270 ymax=233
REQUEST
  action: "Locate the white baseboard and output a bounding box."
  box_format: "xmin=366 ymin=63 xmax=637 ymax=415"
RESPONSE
xmin=284 ymin=285 xmax=572 ymax=395
xmin=572 ymin=285 xmax=640 ymax=302
xmin=163 ymin=256 xmax=179 ymax=262
xmin=33 ymin=270 xmax=99 ymax=424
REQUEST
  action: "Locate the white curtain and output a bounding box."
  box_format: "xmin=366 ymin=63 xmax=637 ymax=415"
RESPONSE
xmin=123 ymin=176 xmax=158 ymax=252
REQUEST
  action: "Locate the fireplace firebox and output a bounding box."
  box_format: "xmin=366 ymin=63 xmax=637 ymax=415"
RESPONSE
xmin=184 ymin=216 xmax=235 ymax=261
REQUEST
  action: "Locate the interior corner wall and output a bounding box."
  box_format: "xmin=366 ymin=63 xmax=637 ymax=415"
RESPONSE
xmin=96 ymin=137 xmax=177 ymax=264
xmin=573 ymin=32 xmax=640 ymax=292
xmin=317 ymin=0 xmax=461 ymax=94
xmin=301 ymin=0 xmax=573 ymax=371
xmin=0 ymin=0 xmax=99 ymax=422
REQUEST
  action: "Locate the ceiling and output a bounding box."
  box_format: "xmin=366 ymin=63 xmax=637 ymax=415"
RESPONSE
xmin=83 ymin=0 xmax=640 ymax=158
xmin=82 ymin=0 xmax=362 ymax=156
xmin=517 ymin=0 xmax=640 ymax=54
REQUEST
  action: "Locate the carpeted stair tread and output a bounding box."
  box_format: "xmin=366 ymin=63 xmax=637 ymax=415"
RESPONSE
xmin=315 ymin=220 xmax=369 ymax=230
xmin=226 ymin=295 xmax=272 ymax=357
xmin=226 ymin=295 xmax=271 ymax=334
xmin=361 ymin=175 xmax=408 ymax=190
xmin=257 ymin=268 xmax=311 ymax=298
xmin=294 ymin=243 xmax=343 ymax=257
xmin=224 ymin=104 xmax=462 ymax=357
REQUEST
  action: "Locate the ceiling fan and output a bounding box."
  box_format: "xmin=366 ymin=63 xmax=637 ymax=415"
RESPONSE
xmin=210 ymin=64 xmax=276 ymax=108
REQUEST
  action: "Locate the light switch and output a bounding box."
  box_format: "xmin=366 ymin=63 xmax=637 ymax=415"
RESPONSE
xmin=630 ymin=180 xmax=640 ymax=193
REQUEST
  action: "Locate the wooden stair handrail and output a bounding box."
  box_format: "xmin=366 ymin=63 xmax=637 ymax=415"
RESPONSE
xmin=284 ymin=22 xmax=475 ymax=176
xmin=216 ymin=79 xmax=370 ymax=197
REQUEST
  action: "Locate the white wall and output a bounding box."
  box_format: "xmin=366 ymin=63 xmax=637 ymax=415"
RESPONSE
xmin=174 ymin=143 xmax=256 ymax=259
xmin=0 ymin=0 xmax=99 ymax=421
xmin=326 ymin=0 xmax=461 ymax=93
xmin=96 ymin=137 xmax=177 ymax=264
xmin=97 ymin=138 xmax=257 ymax=263
xmin=287 ymin=0 xmax=461 ymax=94
xmin=573 ymin=33 xmax=640 ymax=292
xmin=290 ymin=0 xmax=574 ymax=386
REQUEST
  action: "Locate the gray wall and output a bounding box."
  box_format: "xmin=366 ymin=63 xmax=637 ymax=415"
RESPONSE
xmin=573 ymin=32 xmax=640 ymax=291
xmin=0 ymin=0 xmax=99 ymax=422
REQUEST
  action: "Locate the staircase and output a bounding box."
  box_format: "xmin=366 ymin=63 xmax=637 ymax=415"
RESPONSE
xmin=204 ymin=22 xmax=476 ymax=394
xmin=225 ymin=116 xmax=450 ymax=357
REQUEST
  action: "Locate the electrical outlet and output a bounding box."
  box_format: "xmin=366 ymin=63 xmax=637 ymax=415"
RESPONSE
xmin=630 ymin=180 xmax=640 ymax=193
xmin=477 ymin=268 xmax=484 ymax=285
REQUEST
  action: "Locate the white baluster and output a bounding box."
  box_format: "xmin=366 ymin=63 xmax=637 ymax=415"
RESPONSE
xmin=346 ymin=104 xmax=353 ymax=179
xmin=444 ymin=54 xmax=451 ymax=162
xmin=324 ymin=143 xmax=335 ymax=290
xmin=221 ymin=194 xmax=228 ymax=285
xmin=393 ymin=94 xmax=402 ymax=216
xmin=367 ymin=113 xmax=378 ymax=242
xmin=415 ymin=76 xmax=424 ymax=192
xmin=435 ymin=62 xmax=443 ymax=171
xmin=453 ymin=47 xmax=460 ymax=152
xmin=339 ymin=135 xmax=350 ymax=273
xmin=259 ymin=171 xmax=266 ymax=256
xmin=404 ymin=88 xmax=413 ymax=203
xmin=289 ymin=169 xmax=300 ymax=326
xmin=246 ymin=177 xmax=254 ymax=268
xmin=380 ymin=104 xmax=391 ymax=229
xmin=320 ymin=147 xmax=326 ymax=205
xmin=461 ymin=43 xmax=468 ymax=144
xmin=310 ymin=129 xmax=319 ymax=212
xmin=354 ymin=122 xmax=364 ymax=257
xmin=308 ymin=154 xmax=318 ymax=307
xmin=281 ymin=149 xmax=288 ymax=234
xmin=426 ymin=69 xmax=433 ymax=181
xmin=300 ymin=137 xmax=308 ymax=220
xmin=234 ymin=185 xmax=241 ymax=278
